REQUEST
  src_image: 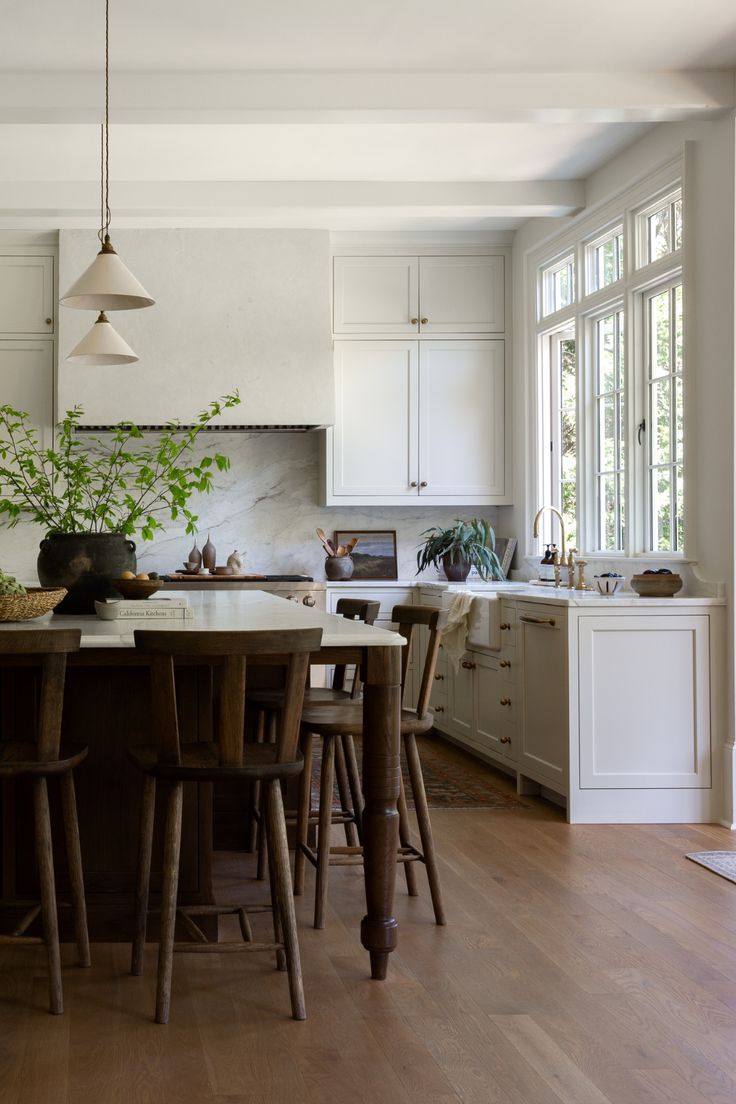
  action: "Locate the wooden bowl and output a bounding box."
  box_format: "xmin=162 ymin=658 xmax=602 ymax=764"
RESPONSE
xmin=630 ymin=573 xmax=683 ymax=598
xmin=0 ymin=587 xmax=67 ymax=621
xmin=113 ymin=578 xmax=164 ymax=600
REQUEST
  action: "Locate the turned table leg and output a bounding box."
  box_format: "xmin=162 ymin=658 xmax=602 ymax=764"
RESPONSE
xmin=360 ymin=644 xmax=401 ymax=980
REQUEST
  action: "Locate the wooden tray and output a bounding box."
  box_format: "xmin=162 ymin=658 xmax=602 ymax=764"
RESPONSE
xmin=167 ymin=573 xmax=268 ymax=581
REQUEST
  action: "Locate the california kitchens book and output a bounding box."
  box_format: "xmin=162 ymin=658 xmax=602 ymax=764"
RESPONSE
xmin=96 ymin=598 xmax=193 ymax=620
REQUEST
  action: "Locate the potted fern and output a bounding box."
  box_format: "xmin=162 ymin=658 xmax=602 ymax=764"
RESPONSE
xmin=416 ymin=518 xmax=503 ymax=583
xmin=0 ymin=392 xmax=239 ymax=613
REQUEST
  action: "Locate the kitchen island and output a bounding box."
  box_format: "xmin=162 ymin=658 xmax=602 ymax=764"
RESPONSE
xmin=0 ymin=590 xmax=404 ymax=979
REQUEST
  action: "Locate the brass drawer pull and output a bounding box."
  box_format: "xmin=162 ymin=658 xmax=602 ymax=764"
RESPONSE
xmin=411 ymin=318 xmax=418 ymax=325
xmin=500 ymin=622 xmax=511 ymax=631
xmin=421 ymin=317 xmax=428 ymax=325
xmin=499 ymin=697 xmax=511 ymax=706
xmin=519 ymin=615 xmax=556 ymax=627
xmin=434 ymin=672 xmax=445 ymax=681
xmin=500 ymin=735 xmax=511 ymax=744
xmin=461 ymin=659 xmax=477 ymax=670
xmin=499 ymin=659 xmax=511 ymax=668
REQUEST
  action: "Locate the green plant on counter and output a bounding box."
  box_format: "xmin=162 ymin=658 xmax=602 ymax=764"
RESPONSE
xmin=0 ymin=392 xmax=240 ymax=540
xmin=0 ymin=568 xmax=26 ymax=596
xmin=416 ymin=518 xmax=504 ymax=580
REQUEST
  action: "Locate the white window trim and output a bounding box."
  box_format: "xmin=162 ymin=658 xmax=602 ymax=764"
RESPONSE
xmin=526 ymin=154 xmax=686 ymax=560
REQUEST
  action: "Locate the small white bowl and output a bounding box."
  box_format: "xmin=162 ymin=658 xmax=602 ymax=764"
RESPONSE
xmin=594 ymin=576 xmax=624 ymax=596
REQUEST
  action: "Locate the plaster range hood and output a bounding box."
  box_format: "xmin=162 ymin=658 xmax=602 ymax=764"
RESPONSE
xmin=58 ymin=229 xmax=335 ymax=431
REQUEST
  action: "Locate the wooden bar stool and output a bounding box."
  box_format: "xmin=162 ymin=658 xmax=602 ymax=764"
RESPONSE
xmin=296 ymin=605 xmax=448 ymax=930
xmin=128 ymin=626 xmax=322 ymax=1024
xmin=247 ymin=599 xmax=379 ymax=872
xmin=0 ymin=629 xmax=90 ymax=1015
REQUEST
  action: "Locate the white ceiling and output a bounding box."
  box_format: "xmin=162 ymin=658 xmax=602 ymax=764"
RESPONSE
xmin=0 ymin=0 xmax=734 ymax=230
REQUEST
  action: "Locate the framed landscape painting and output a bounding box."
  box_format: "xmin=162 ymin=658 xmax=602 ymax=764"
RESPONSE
xmin=334 ymin=529 xmax=398 ymax=580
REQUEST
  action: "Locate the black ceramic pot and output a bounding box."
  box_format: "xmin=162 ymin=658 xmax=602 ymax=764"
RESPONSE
xmin=37 ymin=532 xmax=137 ymax=614
xmin=442 ymin=554 xmax=471 ymax=583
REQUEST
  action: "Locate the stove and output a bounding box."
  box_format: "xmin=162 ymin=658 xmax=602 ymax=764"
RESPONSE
xmin=162 ymin=575 xmax=326 ymax=610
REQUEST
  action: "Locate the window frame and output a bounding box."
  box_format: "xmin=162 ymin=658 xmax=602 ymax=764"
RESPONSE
xmin=528 ymin=157 xmax=685 ymax=560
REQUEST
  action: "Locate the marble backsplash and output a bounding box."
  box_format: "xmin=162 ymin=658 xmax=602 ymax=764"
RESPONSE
xmin=0 ymin=431 xmax=504 ymax=584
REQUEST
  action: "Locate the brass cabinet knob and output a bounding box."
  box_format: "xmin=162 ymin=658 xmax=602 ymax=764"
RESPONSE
xmin=500 ymin=735 xmax=511 ymax=744
xmin=500 ymin=697 xmax=511 ymax=706
xmin=302 ymin=595 xmax=315 ymax=607
xmin=420 ymin=317 xmax=428 ymax=325
xmin=434 ymin=705 xmax=445 ymax=713
xmin=411 ymin=318 xmax=419 ymax=325
xmin=434 ymin=672 xmax=445 ymax=681
xmin=461 ymin=659 xmax=476 ymax=670
xmin=420 ymin=481 xmax=428 ymax=488
xmin=499 ymin=659 xmax=511 ymax=668
xmin=45 ymin=317 xmax=53 ymax=325
xmin=500 ymin=622 xmax=511 ymax=631
xmin=410 ymin=480 xmax=418 ymax=487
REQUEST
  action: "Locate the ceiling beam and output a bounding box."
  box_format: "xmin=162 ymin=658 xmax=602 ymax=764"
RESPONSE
xmin=0 ymin=70 xmax=731 ymax=124
xmin=0 ymin=180 xmax=584 ymax=227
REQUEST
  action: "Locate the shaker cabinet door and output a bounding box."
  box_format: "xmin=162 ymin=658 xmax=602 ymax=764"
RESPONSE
xmin=418 ymin=255 xmax=505 ymax=333
xmin=0 ymin=340 xmax=54 ymax=444
xmin=418 ymin=340 xmax=505 ymax=498
xmin=333 ymin=257 xmax=419 ymax=334
xmin=331 ymin=341 xmax=418 ymax=497
xmin=0 ymin=256 xmax=54 ymax=335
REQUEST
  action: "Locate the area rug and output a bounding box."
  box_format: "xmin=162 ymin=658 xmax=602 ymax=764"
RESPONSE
xmin=686 ymin=851 xmax=736 ymax=885
xmin=310 ymin=732 xmax=527 ymax=811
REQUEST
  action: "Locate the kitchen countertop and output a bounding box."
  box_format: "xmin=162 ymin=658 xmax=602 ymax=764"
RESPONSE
xmin=326 ymin=579 xmax=725 ymax=605
xmin=0 ymin=589 xmax=405 ymax=649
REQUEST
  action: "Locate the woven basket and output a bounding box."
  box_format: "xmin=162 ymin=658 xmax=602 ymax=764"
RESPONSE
xmin=0 ymin=587 xmax=68 ymax=622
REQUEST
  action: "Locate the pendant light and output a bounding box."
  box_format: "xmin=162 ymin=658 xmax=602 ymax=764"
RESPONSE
xmin=66 ymin=312 xmax=139 ymax=366
xmin=60 ymin=0 xmax=154 ymax=314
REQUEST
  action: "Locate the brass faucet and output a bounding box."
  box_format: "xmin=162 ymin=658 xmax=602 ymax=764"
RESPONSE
xmin=532 ymin=505 xmax=567 ymax=563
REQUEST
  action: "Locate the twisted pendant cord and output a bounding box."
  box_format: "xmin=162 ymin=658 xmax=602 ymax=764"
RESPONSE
xmin=98 ymin=0 xmax=110 ymax=243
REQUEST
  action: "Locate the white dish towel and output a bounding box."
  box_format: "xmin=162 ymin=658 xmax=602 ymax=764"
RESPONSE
xmin=442 ymin=591 xmax=477 ymax=671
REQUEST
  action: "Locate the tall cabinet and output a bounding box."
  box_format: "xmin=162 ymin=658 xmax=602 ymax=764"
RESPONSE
xmin=0 ymin=246 xmax=56 ymax=448
xmin=323 ymin=251 xmax=511 ymax=506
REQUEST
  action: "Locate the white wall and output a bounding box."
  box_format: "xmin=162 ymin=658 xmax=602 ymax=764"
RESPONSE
xmin=57 ymin=228 xmax=335 ymax=426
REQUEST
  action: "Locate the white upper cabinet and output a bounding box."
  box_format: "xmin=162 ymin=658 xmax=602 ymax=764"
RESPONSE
xmin=333 ymin=257 xmax=419 ymax=334
xmin=0 ymin=340 xmax=54 ymax=445
xmin=333 ymin=254 xmax=505 ymax=335
xmin=419 ymin=340 xmax=505 ymax=498
xmin=0 ymin=256 xmax=54 ymax=335
xmin=418 ymin=256 xmax=505 ymax=333
xmin=332 ymin=341 xmax=418 ymax=497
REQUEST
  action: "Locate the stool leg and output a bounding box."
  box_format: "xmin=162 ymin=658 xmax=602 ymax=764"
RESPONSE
xmin=256 ymin=711 xmax=277 ymax=881
xmin=335 ymin=737 xmax=359 ymax=847
xmin=131 ymin=775 xmax=156 ymax=976
xmin=397 ymin=771 xmax=419 ymax=897
xmin=33 ymin=776 xmax=62 ymax=1015
xmin=404 ymin=734 xmax=445 ymax=925
xmin=155 ymin=781 xmax=183 ymax=1024
xmin=343 ymin=734 xmax=364 ymax=843
xmin=247 ymin=708 xmax=266 ymax=853
xmin=265 ymin=780 xmax=306 ymax=1021
xmin=263 ymin=784 xmax=286 ymax=972
xmin=314 ymin=733 xmax=335 ymax=930
xmin=60 ymin=770 xmax=91 ymax=968
xmin=294 ymin=731 xmax=313 ymax=896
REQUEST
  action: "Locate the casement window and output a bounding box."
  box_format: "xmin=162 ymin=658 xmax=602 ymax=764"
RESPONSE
xmin=534 ymin=175 xmax=683 ymax=557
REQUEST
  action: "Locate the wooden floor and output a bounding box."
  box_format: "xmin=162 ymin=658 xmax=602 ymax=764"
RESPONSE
xmin=3 ymin=763 xmax=736 ymax=1104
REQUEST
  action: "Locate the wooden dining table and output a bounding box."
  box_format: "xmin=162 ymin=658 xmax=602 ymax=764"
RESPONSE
xmin=0 ymin=589 xmax=404 ymax=980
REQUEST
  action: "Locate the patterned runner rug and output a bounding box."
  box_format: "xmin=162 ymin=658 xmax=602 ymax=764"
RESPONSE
xmin=686 ymin=851 xmax=736 ymax=885
xmin=310 ymin=731 xmax=527 ymax=811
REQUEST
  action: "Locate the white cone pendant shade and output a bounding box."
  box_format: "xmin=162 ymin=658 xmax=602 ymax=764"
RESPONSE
xmin=61 ymin=238 xmax=155 ymax=311
xmin=66 ymin=311 xmax=139 ymax=365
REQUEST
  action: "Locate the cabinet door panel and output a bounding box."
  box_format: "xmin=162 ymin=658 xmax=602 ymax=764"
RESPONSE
xmin=333 ymin=257 xmax=418 ymax=334
xmin=578 ymin=616 xmax=711 ymax=789
xmin=0 ymin=256 xmax=54 ymax=335
xmin=519 ymin=608 xmax=568 ymax=789
xmin=419 ymin=256 xmax=505 ymax=333
xmin=474 ymin=654 xmax=504 ymax=755
xmin=448 ymin=654 xmax=474 ymax=738
xmin=419 ymin=340 xmax=504 ymax=498
xmin=332 ymin=341 xmax=418 ymax=496
xmin=0 ymin=341 xmax=54 ymax=446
